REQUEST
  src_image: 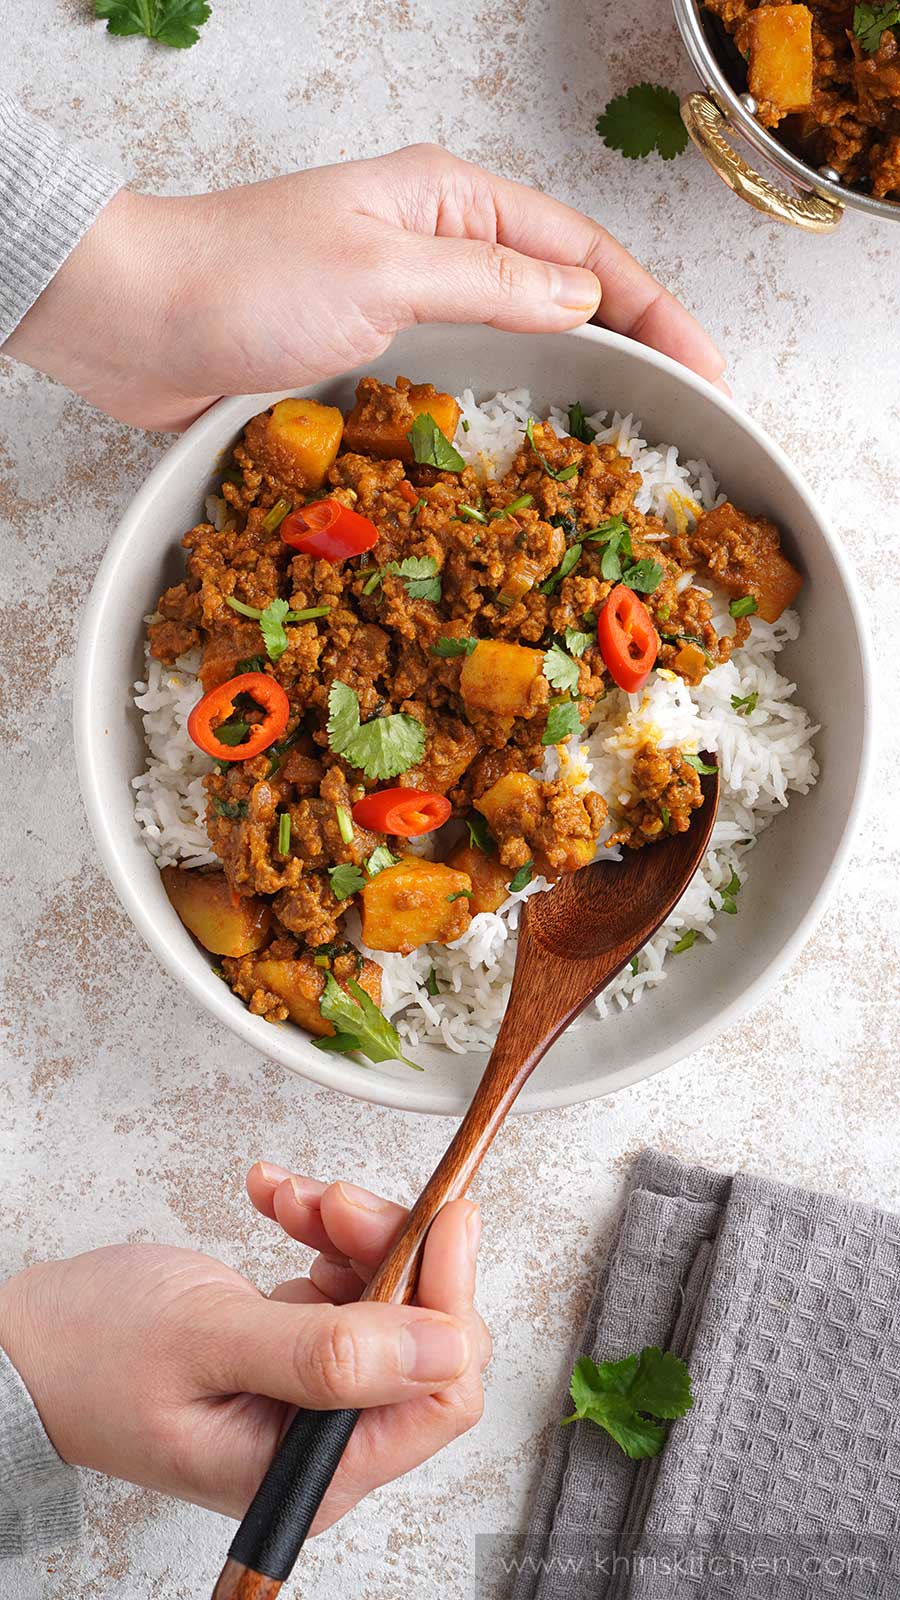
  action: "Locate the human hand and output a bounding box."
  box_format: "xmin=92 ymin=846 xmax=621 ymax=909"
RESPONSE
xmin=4 ymin=143 xmax=726 ymax=430
xmin=0 ymin=1166 xmax=488 ymax=1531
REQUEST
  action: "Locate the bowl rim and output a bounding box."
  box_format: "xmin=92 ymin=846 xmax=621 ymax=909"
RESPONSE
xmin=672 ymin=0 xmax=900 ymax=225
xmin=74 ymin=322 xmax=875 ymax=1117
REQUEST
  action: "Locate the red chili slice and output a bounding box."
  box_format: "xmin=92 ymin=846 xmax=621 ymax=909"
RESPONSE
xmin=596 ymin=584 xmax=658 ymax=694
xmin=187 ymin=672 xmax=290 ymax=762
xmin=351 ymin=787 xmax=452 ymax=838
xmin=281 ymin=499 xmax=378 ymax=561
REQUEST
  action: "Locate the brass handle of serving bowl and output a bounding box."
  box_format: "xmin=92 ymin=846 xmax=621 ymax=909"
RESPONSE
xmin=681 ymin=91 xmax=844 ymax=232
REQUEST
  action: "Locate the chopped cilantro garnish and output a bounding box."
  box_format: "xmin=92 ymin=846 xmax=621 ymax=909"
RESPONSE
xmin=277 ymin=811 xmax=291 ymax=855
xmin=461 ymin=419 xmax=470 ymax=432
xmin=317 ymin=974 xmax=421 ymax=1070
xmin=490 ymin=494 xmax=533 ymax=519
xmin=328 ymin=863 xmax=367 ymax=901
xmin=660 ymin=804 xmax=671 ymax=830
xmin=508 ymin=861 xmax=534 ymax=893
xmin=407 ymin=413 xmax=465 ymax=472
xmin=853 ymin=3 xmax=900 ymax=52
xmin=327 ymin=681 xmax=426 ymax=780
xmin=366 ymin=845 xmax=399 ymax=876
xmin=596 ymin=83 xmax=689 ymax=162
xmin=539 ymin=544 xmax=582 ymax=595
xmin=430 ymin=636 xmax=477 ymax=658
xmin=466 ymin=813 xmax=495 ymax=853
xmin=731 ymin=691 xmax=758 ymax=716
xmin=567 ymin=402 xmax=597 ymax=445
xmin=729 ymin=595 xmax=758 ymax=619
xmin=365 ymin=555 xmax=442 ymax=603
xmin=447 ymin=889 xmax=474 ymax=903
xmin=683 ymin=753 xmax=718 ymax=775
xmin=543 ymin=699 xmax=582 ymax=745
xmin=425 ymin=967 xmax=441 ymax=997
xmin=213 ymin=718 xmax=249 ymax=748
xmin=629 ymin=955 xmax=639 ymax=976
xmin=225 ymin=595 xmax=330 ymax=662
xmin=234 ymin=655 xmax=266 ymax=675
xmin=622 ymin=557 xmax=664 ymax=594
xmin=525 ymin=418 xmax=579 ymax=482
xmin=577 ymin=514 xmax=631 ymax=547
xmin=672 ymin=929 xmax=698 ymax=954
xmin=94 ymin=0 xmax=211 ymax=47
xmin=564 ymin=627 xmax=593 ymax=658
xmin=212 ymin=796 xmax=248 ymax=820
xmin=543 ymin=642 xmax=581 ymax=694
xmin=718 ymin=868 xmax=742 ymax=915
xmin=562 ymin=1347 xmax=693 ymax=1459
xmin=336 ymin=804 xmax=354 ymax=845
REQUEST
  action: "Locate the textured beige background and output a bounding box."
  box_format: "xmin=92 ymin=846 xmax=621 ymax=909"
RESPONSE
xmin=2 ymin=2 xmax=900 ymax=1596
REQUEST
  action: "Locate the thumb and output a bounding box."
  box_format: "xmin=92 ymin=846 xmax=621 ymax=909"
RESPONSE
xmin=203 ymin=1292 xmax=470 ymax=1410
xmin=391 ymin=231 xmax=601 ymax=333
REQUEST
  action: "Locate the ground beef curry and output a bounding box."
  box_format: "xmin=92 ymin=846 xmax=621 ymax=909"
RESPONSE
xmin=149 ymin=377 xmax=801 ymax=1038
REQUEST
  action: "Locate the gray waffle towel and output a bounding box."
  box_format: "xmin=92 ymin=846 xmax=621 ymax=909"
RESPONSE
xmin=506 ymin=1150 xmax=900 ymax=1600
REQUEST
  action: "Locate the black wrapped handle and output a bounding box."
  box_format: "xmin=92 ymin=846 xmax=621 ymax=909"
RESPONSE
xmin=227 ymin=1405 xmax=360 ymax=1583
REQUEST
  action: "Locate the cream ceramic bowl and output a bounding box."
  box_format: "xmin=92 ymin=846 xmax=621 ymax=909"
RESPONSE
xmin=74 ymin=324 xmax=873 ymax=1116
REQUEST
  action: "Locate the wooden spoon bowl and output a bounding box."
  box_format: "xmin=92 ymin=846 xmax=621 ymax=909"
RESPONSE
xmin=214 ymin=767 xmax=720 ymax=1598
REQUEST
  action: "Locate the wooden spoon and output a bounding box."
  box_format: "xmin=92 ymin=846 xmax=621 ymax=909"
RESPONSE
xmin=212 ymin=767 xmax=719 ymax=1599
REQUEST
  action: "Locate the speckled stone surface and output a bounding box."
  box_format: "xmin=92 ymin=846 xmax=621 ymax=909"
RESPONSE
xmin=2 ymin=3 xmax=900 ymax=1596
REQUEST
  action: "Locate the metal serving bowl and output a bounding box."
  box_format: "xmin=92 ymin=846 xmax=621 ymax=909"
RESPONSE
xmin=673 ymin=0 xmax=900 ymax=230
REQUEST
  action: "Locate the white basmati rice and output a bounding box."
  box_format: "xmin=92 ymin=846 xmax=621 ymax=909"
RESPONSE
xmin=131 ymin=392 xmax=818 ymax=1054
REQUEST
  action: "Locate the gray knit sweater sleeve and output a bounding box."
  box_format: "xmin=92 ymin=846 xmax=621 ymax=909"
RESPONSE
xmin=0 ymin=1346 xmax=82 ymax=1556
xmin=0 ymin=89 xmax=121 ymax=343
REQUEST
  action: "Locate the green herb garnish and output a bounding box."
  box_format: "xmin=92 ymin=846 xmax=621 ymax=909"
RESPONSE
xmin=490 ymin=494 xmax=533 ymax=519
xmin=466 ymin=813 xmax=495 ymax=853
xmin=683 ymin=753 xmax=718 ymax=775
xmin=729 ymin=595 xmax=758 ymax=619
xmin=277 ymin=811 xmax=291 ymax=855
xmin=407 ymin=413 xmax=465 ymax=472
xmin=430 ymin=636 xmax=478 ymax=658
xmin=447 ymin=889 xmax=474 ymax=903
xmin=731 ymin=691 xmax=758 ymax=716
xmin=212 ymin=796 xmax=248 ymax=820
xmin=672 ymin=929 xmax=698 ymax=954
xmin=543 ymin=699 xmax=582 ymax=745
xmin=660 ymin=804 xmax=671 ymax=830
xmin=508 ymin=861 xmax=534 ymax=893
xmin=234 ymin=655 xmax=266 ymax=675
xmin=317 ymin=974 xmax=421 ymax=1069
xmin=562 ymin=1347 xmax=693 ymax=1459
xmin=225 ymin=595 xmax=330 ymax=662
xmin=336 ymin=804 xmax=354 ymax=845
xmin=525 ymin=418 xmax=579 ymax=482
xmin=539 ymin=544 xmax=582 ymax=595
xmin=622 ymin=557 xmax=664 ymax=594
xmin=366 ymin=845 xmax=399 ymax=876
xmin=567 ymin=402 xmax=597 ymax=445
xmin=459 ymin=503 xmax=488 ymax=525
xmin=365 ymin=555 xmax=442 ymax=603
xmin=629 ymin=956 xmax=639 ymax=976
xmin=327 ymin=680 xmax=426 ymax=780
xmin=543 ymin=642 xmax=581 ymax=694
xmin=853 ymin=3 xmax=900 ymax=52
xmin=564 ymin=627 xmax=593 ymax=657
xmin=94 ymin=0 xmax=210 ymax=47
xmin=214 ymin=718 xmax=249 ymax=748
xmin=718 ymin=868 xmax=742 ymax=915
xmin=261 ymin=497 xmax=292 ymax=534
xmin=328 ymin=863 xmax=367 ymax=901
xmin=425 ymin=967 xmax=441 ymax=997
xmin=596 ymin=83 xmax=689 ymax=161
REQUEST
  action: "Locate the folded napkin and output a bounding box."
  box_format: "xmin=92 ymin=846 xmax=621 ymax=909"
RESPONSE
xmin=507 ymin=1150 xmax=900 ymax=1600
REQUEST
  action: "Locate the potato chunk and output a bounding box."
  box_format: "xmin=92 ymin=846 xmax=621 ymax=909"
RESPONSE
xmin=265 ymin=398 xmax=344 ymax=488
xmin=162 ymin=868 xmax=270 ymax=957
xmin=360 ymin=857 xmax=473 ymax=955
xmin=473 ymin=770 xmax=542 ymax=832
xmin=748 ymin=6 xmax=813 ymax=115
xmin=460 ymin=640 xmax=544 ymax=718
xmin=344 ymin=383 xmax=461 ymax=464
xmin=444 ymin=841 xmax=510 ymax=915
xmin=252 ymin=954 xmax=382 ymax=1036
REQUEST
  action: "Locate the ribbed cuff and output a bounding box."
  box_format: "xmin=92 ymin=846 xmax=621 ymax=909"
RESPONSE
xmin=0 ymin=89 xmax=122 ymax=343
xmin=0 ymin=1345 xmax=83 ymax=1557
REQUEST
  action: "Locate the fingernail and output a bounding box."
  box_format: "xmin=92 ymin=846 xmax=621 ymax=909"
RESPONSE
xmin=402 ymin=1318 xmax=468 ymax=1382
xmin=466 ymin=1204 xmax=482 ymax=1257
xmin=288 ymin=1175 xmax=325 ymax=1207
xmin=550 ymin=265 xmax=602 ymax=311
xmin=336 ymin=1181 xmax=390 ymax=1213
xmin=714 ymin=374 xmax=732 ymax=396
xmin=257 ymin=1161 xmax=291 ymax=1184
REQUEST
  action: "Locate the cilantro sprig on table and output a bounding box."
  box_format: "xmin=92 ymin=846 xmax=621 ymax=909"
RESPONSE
xmin=327 ymin=680 xmax=426 ymax=781
xmin=853 ymin=3 xmax=900 ymax=52
xmin=596 ymin=83 xmax=689 ymax=162
xmin=563 ymin=1347 xmax=693 ymax=1459
xmin=94 ymin=0 xmax=211 ymax=47
xmin=316 ymin=974 xmax=421 ymax=1071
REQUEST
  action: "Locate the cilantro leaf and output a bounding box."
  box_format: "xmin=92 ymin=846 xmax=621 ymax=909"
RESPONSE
xmin=539 ymin=544 xmax=582 ymax=595
xmin=525 ymin=418 xmax=579 ymax=482
xmin=683 ymin=752 xmax=718 ymax=775
xmin=672 ymin=928 xmax=697 ymax=953
xmin=447 ymin=889 xmax=473 ymax=903
xmin=407 ymin=413 xmax=464 ymax=472
xmin=543 ymin=642 xmax=581 ymax=694
xmin=466 ymin=813 xmax=495 ymax=853
xmin=212 ymin=796 xmax=248 ymax=820
xmin=213 ymin=718 xmax=249 ymax=747
xmin=622 ymin=557 xmax=664 ymax=594
xmin=543 ymin=700 xmax=582 ymax=746
xmin=562 ymin=1347 xmax=692 ymax=1460
xmin=430 ymin=636 xmax=477 ymax=658
xmin=729 ymin=595 xmax=758 ymax=619
xmin=596 ymin=83 xmax=689 ymax=162
xmin=385 ymin=555 xmax=442 ymax=602
xmin=327 ymin=680 xmax=426 ymax=780
xmin=225 ymin=595 xmax=330 ymax=661
xmin=731 ymin=690 xmax=758 ymax=716
xmin=328 ymin=863 xmax=367 ymax=901
xmin=94 ymin=0 xmax=211 ymax=46
xmin=234 ymin=654 xmax=266 ymax=675
xmin=853 ymin=3 xmax=900 ymax=51
xmin=508 ymin=860 xmax=534 ymax=893
xmin=717 ymin=867 xmax=742 ymax=915
xmin=425 ymin=967 xmax=441 ymax=996
xmin=317 ymin=974 xmax=421 ymax=1069
xmin=366 ymin=845 xmax=399 ymax=876
xmin=576 ymin=514 xmax=631 ymax=547
xmin=564 ymin=627 xmax=593 ymax=657
xmin=567 ymin=402 xmax=597 ymax=445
